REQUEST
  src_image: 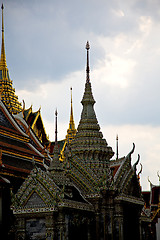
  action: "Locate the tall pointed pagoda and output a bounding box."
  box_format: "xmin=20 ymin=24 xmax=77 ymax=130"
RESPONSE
xmin=66 ymin=87 xmax=77 ymax=143
xmin=71 ymin=41 xmax=114 ymax=164
xmin=0 ymin=4 xmax=22 ymax=114
xmin=60 ymin=88 xmax=76 ymax=160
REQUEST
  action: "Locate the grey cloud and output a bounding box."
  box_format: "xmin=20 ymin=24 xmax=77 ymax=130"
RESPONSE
xmin=3 ymin=0 xmax=143 ymax=90
xmin=3 ymin=0 xmax=160 ymax=128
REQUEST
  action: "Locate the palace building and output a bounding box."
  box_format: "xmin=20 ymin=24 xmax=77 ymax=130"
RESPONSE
xmin=0 ymin=4 xmax=50 ymax=239
xmin=0 ymin=4 xmax=157 ymax=240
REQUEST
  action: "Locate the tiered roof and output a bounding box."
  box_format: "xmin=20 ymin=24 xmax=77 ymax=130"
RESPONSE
xmin=23 ymin=105 xmax=49 ymax=145
xmin=0 ymin=99 xmax=44 ymax=183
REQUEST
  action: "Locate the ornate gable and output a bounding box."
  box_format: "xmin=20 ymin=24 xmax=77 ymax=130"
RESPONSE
xmin=23 ymin=106 xmax=49 ymax=145
xmin=0 ymin=108 xmax=14 ymax=130
xmin=113 ymin=143 xmax=142 ymax=200
xmin=123 ymin=174 xmax=141 ymax=198
xmin=25 ymin=191 xmax=46 ymax=207
xmin=11 ymin=168 xmax=63 ymax=214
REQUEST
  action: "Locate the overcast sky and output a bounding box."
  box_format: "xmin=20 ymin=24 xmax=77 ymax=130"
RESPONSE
xmin=2 ymin=0 xmax=160 ymax=190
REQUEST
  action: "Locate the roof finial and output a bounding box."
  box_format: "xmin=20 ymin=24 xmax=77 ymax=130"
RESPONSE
xmin=157 ymin=171 xmax=160 ymax=185
xmin=55 ymin=109 xmax=58 ymax=144
xmin=116 ymin=134 xmax=119 ymax=160
xmin=0 ymin=3 xmax=7 ymax=68
xmin=86 ymin=41 xmax=90 ymax=83
xmin=22 ymin=99 xmax=25 ymax=116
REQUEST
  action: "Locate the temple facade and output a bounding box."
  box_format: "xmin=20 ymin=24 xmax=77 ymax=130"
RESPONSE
xmin=11 ymin=42 xmax=148 ymax=240
xmin=0 ymin=5 xmax=50 ymax=239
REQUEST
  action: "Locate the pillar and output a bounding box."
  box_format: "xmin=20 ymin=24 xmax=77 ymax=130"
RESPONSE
xmin=15 ymin=217 xmax=25 ymax=240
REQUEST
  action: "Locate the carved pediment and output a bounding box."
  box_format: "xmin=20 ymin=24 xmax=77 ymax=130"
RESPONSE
xmin=11 ymin=168 xmax=63 ymax=209
xmin=25 ymin=191 xmax=46 ymax=208
xmin=123 ymin=174 xmax=142 ymax=198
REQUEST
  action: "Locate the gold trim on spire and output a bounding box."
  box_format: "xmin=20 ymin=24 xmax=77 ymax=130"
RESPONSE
xmin=66 ymin=87 xmax=76 ymax=142
xmin=0 ymin=4 xmax=7 ymax=69
xmin=69 ymin=87 xmax=75 ymax=130
xmin=0 ymin=4 xmax=22 ymax=114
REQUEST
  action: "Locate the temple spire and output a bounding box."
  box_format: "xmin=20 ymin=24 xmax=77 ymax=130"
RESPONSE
xmin=70 ymin=87 xmax=73 ymax=122
xmin=0 ymin=4 xmax=22 ymax=114
xmin=71 ymin=42 xmax=114 ymax=164
xmin=59 ymin=88 xmax=76 ymax=161
xmin=116 ymin=134 xmax=119 ymax=160
xmin=69 ymin=87 xmax=76 ymax=131
xmin=65 ymin=88 xmax=76 ymax=143
xmin=86 ymin=41 xmax=90 ymax=83
xmin=48 ymin=109 xmax=62 ymax=172
xmin=0 ymin=4 xmax=7 ymax=68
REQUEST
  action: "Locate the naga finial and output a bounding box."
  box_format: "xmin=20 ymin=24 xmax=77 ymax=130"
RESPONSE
xmin=157 ymin=171 xmax=160 ymax=185
xmin=126 ymin=143 xmax=135 ymax=162
xmin=148 ymin=176 xmax=154 ymax=189
xmin=22 ymin=99 xmax=25 ymax=116
xmin=133 ymin=154 xmax=140 ymax=172
xmin=138 ymin=163 xmax=143 ymax=179
xmin=130 ymin=143 xmax=135 ymax=155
